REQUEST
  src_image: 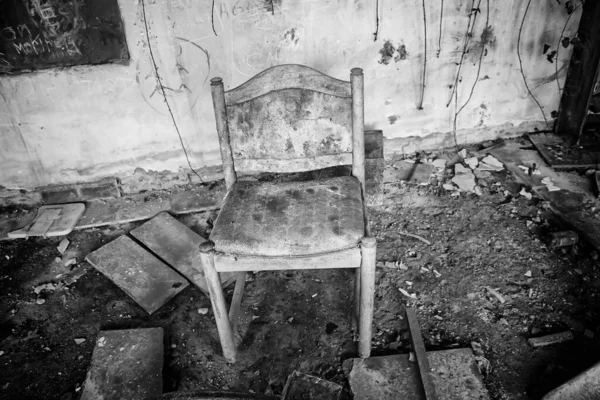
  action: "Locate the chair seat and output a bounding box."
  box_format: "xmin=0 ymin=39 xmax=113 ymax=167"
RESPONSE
xmin=210 ymin=176 xmax=365 ymax=257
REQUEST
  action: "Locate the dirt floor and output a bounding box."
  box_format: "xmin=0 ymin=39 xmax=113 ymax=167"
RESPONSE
xmin=2 ymin=147 xmax=600 ymax=400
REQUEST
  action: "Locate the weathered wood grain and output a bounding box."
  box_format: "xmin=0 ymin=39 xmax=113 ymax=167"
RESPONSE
xmin=224 ymin=64 xmax=351 ymax=105
xmin=233 ymin=154 xmax=352 ymax=173
xmin=226 ymin=88 xmax=352 ymax=171
xmin=211 ymin=77 xmax=238 ymax=190
xmin=214 ymin=247 xmax=361 ymax=272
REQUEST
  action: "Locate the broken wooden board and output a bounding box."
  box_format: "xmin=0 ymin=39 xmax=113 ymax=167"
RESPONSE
xmin=345 ymin=348 xmax=489 ymax=400
xmin=8 ymin=203 xmax=85 ymax=238
xmin=170 ymin=184 xmax=225 ymax=214
xmin=80 ymin=328 xmax=163 ymax=400
xmin=528 ymin=133 xmax=600 ymax=170
xmin=86 ymin=235 xmax=189 ymax=314
xmin=130 ymin=212 xmax=236 ymax=295
xmin=281 ymin=370 xmax=343 ymax=400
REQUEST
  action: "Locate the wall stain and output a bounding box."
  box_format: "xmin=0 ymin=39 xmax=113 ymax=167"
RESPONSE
xmin=378 ymin=40 xmax=395 ymax=65
xmin=395 ymin=43 xmax=408 ymax=61
xmin=284 ymin=28 xmax=299 ymax=45
xmin=388 ymin=114 xmax=400 ymax=125
xmin=379 ymin=40 xmax=408 ymax=65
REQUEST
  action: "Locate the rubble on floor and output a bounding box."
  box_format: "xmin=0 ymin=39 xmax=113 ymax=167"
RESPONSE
xmin=2 ymin=137 xmax=600 ymax=399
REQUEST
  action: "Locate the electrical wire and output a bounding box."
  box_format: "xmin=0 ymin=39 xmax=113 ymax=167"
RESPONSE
xmin=452 ymin=0 xmax=489 ymax=148
xmin=373 ymin=0 xmax=380 ymax=41
xmin=437 ymin=0 xmax=444 ymax=57
xmin=446 ymin=0 xmax=480 ymax=108
xmin=140 ymin=0 xmax=204 ymax=183
xmin=517 ymin=0 xmax=548 ymax=127
xmin=417 ymin=0 xmax=427 ymax=110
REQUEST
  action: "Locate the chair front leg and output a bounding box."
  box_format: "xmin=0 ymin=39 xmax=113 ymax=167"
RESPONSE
xmin=199 ymin=241 xmax=236 ymax=363
xmin=358 ymin=237 xmax=377 ymax=358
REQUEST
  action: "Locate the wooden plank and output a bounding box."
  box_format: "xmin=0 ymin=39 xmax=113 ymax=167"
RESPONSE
xmin=227 ymin=88 xmax=352 ymax=168
xmin=45 ymin=203 xmax=86 ymax=236
xmin=406 ymin=307 xmax=438 ymax=400
xmin=528 ymin=133 xmax=600 ymax=169
xmin=214 ymin=247 xmax=361 ymax=272
xmin=233 ymin=154 xmax=352 ymax=173
xmin=26 ymin=208 xmax=62 ymax=236
xmin=80 ymin=328 xmax=163 ymax=400
xmin=556 ymin=0 xmax=600 ymax=142
xmin=130 ymin=212 xmax=236 ymax=295
xmin=85 ymin=235 xmax=189 ymax=314
xmin=224 ymin=64 xmax=351 ymax=105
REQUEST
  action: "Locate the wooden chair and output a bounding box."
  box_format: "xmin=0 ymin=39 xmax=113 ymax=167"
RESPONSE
xmin=202 ymin=64 xmax=376 ymax=363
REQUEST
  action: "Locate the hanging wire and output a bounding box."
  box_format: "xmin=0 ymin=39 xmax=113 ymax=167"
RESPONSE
xmin=140 ymin=0 xmax=204 ymax=183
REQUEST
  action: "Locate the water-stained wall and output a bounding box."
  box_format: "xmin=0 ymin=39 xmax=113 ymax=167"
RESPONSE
xmin=0 ymin=0 xmax=583 ymax=189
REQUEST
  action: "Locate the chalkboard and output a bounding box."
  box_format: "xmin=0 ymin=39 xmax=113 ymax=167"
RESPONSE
xmin=0 ymin=0 xmax=129 ymax=74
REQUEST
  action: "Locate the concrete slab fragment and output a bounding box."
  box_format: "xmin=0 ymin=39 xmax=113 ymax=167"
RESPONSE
xmin=130 ymin=212 xmax=236 ymax=295
xmin=86 ymin=235 xmax=189 ymax=314
xmin=80 ymin=327 xmax=163 ymax=400
xmin=542 ymin=360 xmax=600 ymax=400
xmin=347 ymin=348 xmax=489 ymax=400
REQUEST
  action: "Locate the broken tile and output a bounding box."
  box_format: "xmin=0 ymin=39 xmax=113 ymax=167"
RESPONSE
xmin=465 ymin=157 xmax=479 ymax=170
xmin=130 ymin=212 xmax=236 ymax=295
xmin=479 ymin=155 xmax=504 ymax=171
xmin=80 ymin=328 xmax=163 ymax=400
xmin=454 ymin=163 xmax=470 ymax=174
xmin=452 ymin=173 xmax=476 ymax=192
xmin=85 ymin=235 xmax=189 ymax=314
xmin=432 ymin=158 xmax=447 ymax=169
xmin=346 ymin=348 xmax=489 ymax=400
xmin=459 ymin=149 xmax=468 ymax=158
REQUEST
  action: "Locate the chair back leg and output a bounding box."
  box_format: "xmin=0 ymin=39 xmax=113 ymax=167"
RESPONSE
xmin=358 ymin=237 xmax=377 ymax=358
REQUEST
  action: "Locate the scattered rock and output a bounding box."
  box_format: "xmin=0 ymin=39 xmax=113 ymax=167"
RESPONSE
xmin=57 ymin=239 xmax=70 ymax=255
xmin=34 ymin=283 xmax=57 ymax=294
xmin=474 ymin=186 xmax=483 ymax=196
xmin=36 ymin=299 xmax=46 ymax=305
xmin=443 ymin=183 xmax=457 ymax=191
xmin=64 ymin=258 xmax=77 ymax=267
xmin=519 ymin=187 xmax=532 ymax=200
xmin=74 ymin=338 xmax=86 ymax=345
xmin=474 ymin=170 xmax=492 ymax=180
xmin=524 ymin=270 xmax=532 ymax=277
xmin=458 ymin=149 xmax=468 ymax=158
xmin=198 ymin=308 xmax=209 ymax=315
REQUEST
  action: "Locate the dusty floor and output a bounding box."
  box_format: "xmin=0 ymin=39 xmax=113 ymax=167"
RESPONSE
xmin=2 ymin=148 xmax=600 ymax=400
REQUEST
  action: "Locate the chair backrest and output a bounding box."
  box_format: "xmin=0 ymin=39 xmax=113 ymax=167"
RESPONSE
xmin=210 ymin=65 xmax=365 ymax=191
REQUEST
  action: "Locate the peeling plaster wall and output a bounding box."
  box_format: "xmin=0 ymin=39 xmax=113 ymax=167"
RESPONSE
xmin=0 ymin=0 xmax=582 ymax=189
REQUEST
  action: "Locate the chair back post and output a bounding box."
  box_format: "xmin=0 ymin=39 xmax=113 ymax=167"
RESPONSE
xmin=210 ymin=77 xmax=237 ymax=191
xmin=350 ymin=68 xmax=366 ymax=190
